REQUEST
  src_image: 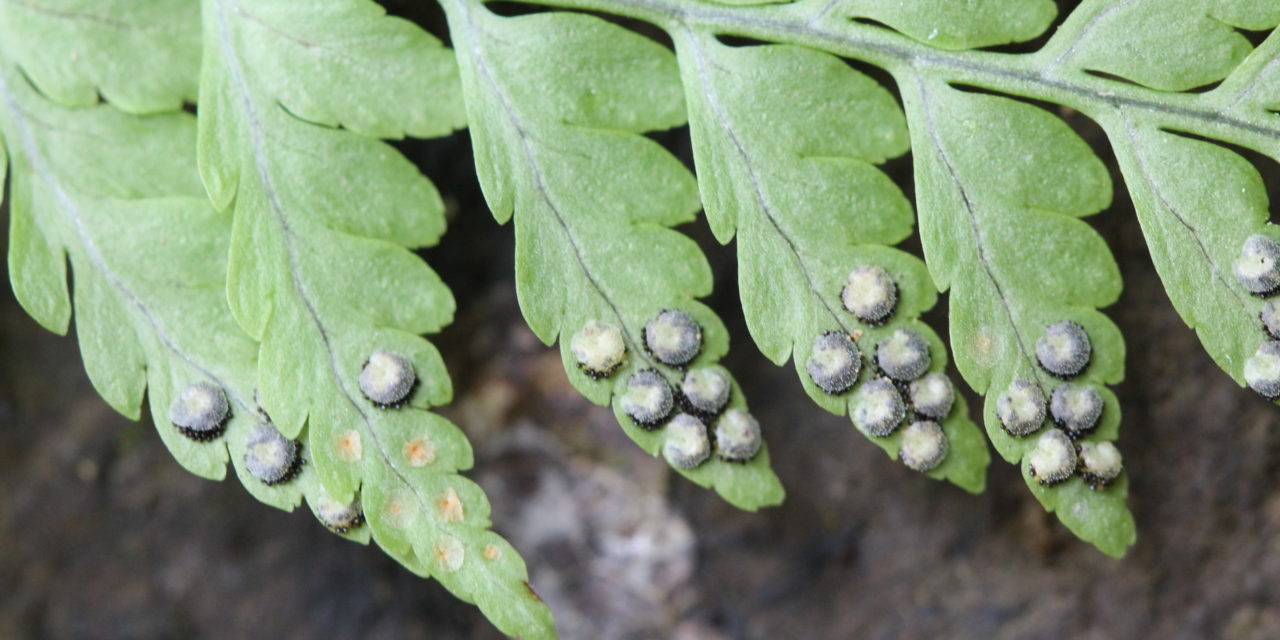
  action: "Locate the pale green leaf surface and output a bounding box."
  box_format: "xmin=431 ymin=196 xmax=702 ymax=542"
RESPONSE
xmin=1104 ymin=119 xmax=1272 ymax=383
xmin=837 ymin=0 xmax=1058 ymax=50
xmin=445 ymin=1 xmax=783 ymax=511
xmin=198 ymin=1 xmax=551 ymax=636
xmin=1047 ymin=0 xmax=1261 ymax=92
xmin=699 ymin=0 xmax=789 ymax=6
xmin=1208 ymin=0 xmax=1280 ymax=30
xmin=1067 ymin=10 xmax=1280 ymax=393
xmin=0 ymin=0 xmax=199 ymax=113
xmin=901 ymin=78 xmax=1133 ymax=555
xmin=1210 ymin=0 xmax=1280 ymax=31
xmin=0 ymin=63 xmax=317 ymax=515
xmin=674 ymin=34 xmax=987 ymax=492
xmin=207 ymin=0 xmax=464 ymax=139
xmin=1215 ymin=33 xmax=1280 ymax=115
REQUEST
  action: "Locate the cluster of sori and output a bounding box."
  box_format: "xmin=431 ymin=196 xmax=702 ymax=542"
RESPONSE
xmin=1236 ymin=235 xmax=1280 ymax=399
xmin=167 ymin=348 xmax=419 ymax=532
xmin=811 ymin=265 xmax=956 ymax=473
xmin=170 ymin=382 xmax=303 ymax=485
xmin=570 ymin=310 xmax=763 ymax=470
xmin=995 ymin=320 xmax=1123 ymax=489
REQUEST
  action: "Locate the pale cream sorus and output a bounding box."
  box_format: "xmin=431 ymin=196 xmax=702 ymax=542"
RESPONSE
xmin=714 ymin=408 xmax=762 ymax=462
xmin=1233 ymin=234 xmax=1280 ymax=294
xmin=807 ymin=332 xmax=860 ymax=394
xmin=842 ymin=264 xmax=898 ymax=323
xmin=908 ymin=372 xmax=954 ymax=420
xmin=644 ymin=310 xmax=702 ymax=366
xmin=1244 ymin=340 xmax=1280 ymax=399
xmin=1028 ymin=428 xmax=1076 ymax=486
xmin=663 ymin=413 xmax=711 ymax=470
xmin=1078 ymin=441 xmax=1123 ymax=482
xmin=876 ymin=329 xmax=930 ymax=381
xmin=997 ymin=378 xmax=1046 ymax=437
xmin=900 ymin=420 xmax=947 ymax=472
xmin=683 ymin=367 xmax=730 ymax=414
xmin=853 ymin=378 xmax=905 ymax=437
xmin=570 ymin=319 xmax=626 ymax=376
xmin=359 ymin=349 xmax=416 ymax=405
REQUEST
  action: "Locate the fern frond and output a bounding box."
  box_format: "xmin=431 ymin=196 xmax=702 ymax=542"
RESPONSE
xmin=511 ymin=0 xmax=1149 ymax=554
xmin=899 ymin=78 xmax=1133 ymax=556
xmin=0 ymin=0 xmax=199 ymax=113
xmin=1043 ymin=3 xmax=1280 ymax=400
xmin=443 ymin=0 xmax=785 ymax=510
xmin=673 ymin=32 xmax=989 ymax=493
xmin=0 ymin=66 xmax=322 ymax=520
xmin=197 ymin=1 xmax=553 ymax=636
xmin=445 ymin=0 xmax=783 ymax=512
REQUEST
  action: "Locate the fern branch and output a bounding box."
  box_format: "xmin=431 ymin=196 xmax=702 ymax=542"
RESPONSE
xmin=672 ymin=29 xmax=988 ymax=492
xmin=197 ymin=0 xmax=553 ymax=636
xmin=0 ymin=64 xmax=324 ymax=522
xmin=494 ymin=0 xmax=1280 ymax=556
xmin=900 ymin=74 xmax=1133 ymax=556
xmin=442 ymin=0 xmax=784 ymax=510
xmin=510 ymin=0 xmax=1280 ymax=151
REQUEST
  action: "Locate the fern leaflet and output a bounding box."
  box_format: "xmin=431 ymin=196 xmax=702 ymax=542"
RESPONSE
xmin=444 ymin=0 xmax=785 ymax=510
xmin=197 ymin=0 xmax=553 ymax=635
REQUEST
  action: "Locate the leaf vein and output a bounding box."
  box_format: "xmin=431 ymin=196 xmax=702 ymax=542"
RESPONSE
xmin=684 ymin=30 xmax=852 ymax=338
xmin=915 ymin=74 xmax=1041 ymax=392
xmin=456 ymin=0 xmax=671 ymax=379
xmin=0 ymin=70 xmax=252 ymax=414
xmin=212 ymin=0 xmax=427 ymax=509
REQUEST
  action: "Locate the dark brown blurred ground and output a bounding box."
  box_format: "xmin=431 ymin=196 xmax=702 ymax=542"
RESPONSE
xmin=5 ymin=70 xmax=1280 ymax=640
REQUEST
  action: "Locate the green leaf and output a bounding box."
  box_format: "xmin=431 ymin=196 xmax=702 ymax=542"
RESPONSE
xmin=900 ymin=78 xmax=1134 ymax=555
xmin=0 ymin=0 xmax=200 ymax=112
xmin=1041 ymin=0 xmax=1258 ymax=92
xmin=837 ymin=0 xmax=1058 ymax=50
xmin=0 ymin=63 xmax=317 ymax=514
xmin=1211 ymin=0 xmax=1280 ymax=31
xmin=197 ymin=1 xmax=551 ymax=636
xmin=674 ymin=34 xmax=987 ymax=492
xmin=1056 ymin=3 xmax=1280 ymax=398
xmin=443 ymin=0 xmax=784 ymax=510
xmin=1106 ymin=123 xmax=1270 ymax=384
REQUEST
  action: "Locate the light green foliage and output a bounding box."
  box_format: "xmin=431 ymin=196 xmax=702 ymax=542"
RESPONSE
xmin=0 ymin=0 xmax=199 ymax=112
xmin=196 ymin=0 xmax=551 ymax=636
xmin=0 ymin=61 xmax=316 ymax=511
xmin=1085 ymin=13 xmax=1280 ymax=392
xmin=838 ymin=0 xmax=1058 ymax=50
xmin=1108 ymin=126 xmax=1268 ymax=383
xmin=900 ymin=79 xmax=1131 ymax=555
xmin=9 ymin=0 xmax=1280 ymax=632
xmin=518 ymin=0 xmax=1278 ymax=556
xmin=674 ymin=33 xmax=987 ymax=492
xmin=443 ymin=0 xmax=784 ymax=510
xmin=1047 ymin=0 xmax=1258 ymax=92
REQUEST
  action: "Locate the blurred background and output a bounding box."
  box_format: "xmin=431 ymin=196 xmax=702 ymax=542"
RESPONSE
xmin=4 ymin=1 xmax=1280 ymax=638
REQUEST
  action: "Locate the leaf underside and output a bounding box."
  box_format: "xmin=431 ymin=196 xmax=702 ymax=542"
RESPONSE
xmin=5 ymin=1 xmax=553 ymax=637
xmin=8 ymin=3 xmax=1280 ymax=638
xmin=197 ymin=0 xmax=552 ymax=636
xmin=444 ymin=0 xmax=786 ymax=511
xmin=443 ymin=0 xmax=1279 ymax=557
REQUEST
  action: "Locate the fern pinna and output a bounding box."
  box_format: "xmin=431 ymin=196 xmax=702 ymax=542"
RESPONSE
xmin=3 ymin=0 xmax=1280 ymax=636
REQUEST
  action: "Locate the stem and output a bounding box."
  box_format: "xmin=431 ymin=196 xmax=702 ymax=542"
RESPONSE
xmin=505 ymin=0 xmax=1280 ymax=152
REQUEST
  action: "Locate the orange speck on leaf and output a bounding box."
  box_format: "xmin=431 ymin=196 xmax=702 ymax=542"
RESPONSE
xmin=438 ymin=487 xmax=464 ymax=522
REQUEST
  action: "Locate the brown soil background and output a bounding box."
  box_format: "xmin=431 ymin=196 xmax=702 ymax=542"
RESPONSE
xmin=3 ymin=5 xmax=1280 ymax=639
